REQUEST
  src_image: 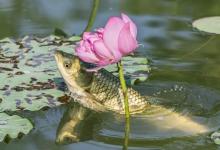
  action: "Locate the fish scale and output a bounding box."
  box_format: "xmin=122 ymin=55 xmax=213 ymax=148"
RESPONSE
xmin=88 ymin=68 xmax=151 ymax=114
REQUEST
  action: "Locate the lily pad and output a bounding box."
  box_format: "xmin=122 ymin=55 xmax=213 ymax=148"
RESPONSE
xmin=0 ymin=35 xmax=75 ymax=112
xmin=0 ymin=113 xmax=33 ymax=142
xmin=68 ymin=36 xmax=81 ymax=42
xmin=0 ymin=35 xmax=150 ymax=112
xmin=192 ymin=16 xmax=220 ymax=34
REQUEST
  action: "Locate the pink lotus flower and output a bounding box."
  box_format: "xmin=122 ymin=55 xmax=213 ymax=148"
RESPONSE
xmin=76 ymin=13 xmax=138 ymax=68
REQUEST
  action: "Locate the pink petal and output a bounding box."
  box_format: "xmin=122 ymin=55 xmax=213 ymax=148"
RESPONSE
xmin=103 ymin=17 xmax=124 ymax=53
xmin=83 ymin=32 xmax=91 ymax=40
xmin=87 ymin=35 xmax=99 ymax=44
xmin=96 ymin=28 xmax=104 ymax=34
xmin=76 ymin=48 xmax=100 ymax=63
xmin=83 ymin=41 xmax=93 ymax=52
xmin=83 ymin=32 xmax=100 ymax=44
xmin=121 ymin=13 xmax=137 ymax=38
xmin=96 ymin=28 xmax=104 ymax=38
xmin=110 ymin=47 xmax=122 ymax=62
xmin=93 ymin=40 xmax=114 ymax=59
xmin=118 ymin=23 xmax=138 ymax=55
xmin=98 ymin=59 xmax=112 ymax=66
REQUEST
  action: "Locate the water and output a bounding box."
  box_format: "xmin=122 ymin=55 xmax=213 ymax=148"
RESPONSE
xmin=1 ymin=0 xmax=220 ymax=149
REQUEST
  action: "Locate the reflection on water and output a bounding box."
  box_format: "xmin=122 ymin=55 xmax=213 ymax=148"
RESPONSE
xmin=56 ymin=102 xmax=96 ymax=144
xmin=1 ymin=81 xmax=220 ymax=150
xmin=1 ymin=0 xmax=220 ymax=149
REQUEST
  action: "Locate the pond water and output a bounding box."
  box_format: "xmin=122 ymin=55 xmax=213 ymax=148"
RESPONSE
xmin=1 ymin=0 xmax=220 ymax=149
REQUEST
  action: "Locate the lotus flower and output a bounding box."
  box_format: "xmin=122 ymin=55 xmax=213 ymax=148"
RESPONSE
xmin=76 ymin=13 xmax=138 ymax=68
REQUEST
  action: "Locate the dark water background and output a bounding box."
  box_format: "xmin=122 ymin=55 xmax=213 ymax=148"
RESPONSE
xmin=1 ymin=0 xmax=220 ymax=149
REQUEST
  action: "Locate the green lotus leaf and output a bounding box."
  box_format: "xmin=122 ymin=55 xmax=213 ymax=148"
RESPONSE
xmin=68 ymin=36 xmax=81 ymax=41
xmin=0 ymin=35 xmax=150 ymax=112
xmin=192 ymin=16 xmax=220 ymax=34
xmin=0 ymin=113 xmax=33 ymax=142
xmin=0 ymin=35 xmax=74 ymax=112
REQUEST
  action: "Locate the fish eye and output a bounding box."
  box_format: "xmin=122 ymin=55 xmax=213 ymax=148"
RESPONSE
xmin=64 ymin=61 xmax=72 ymax=69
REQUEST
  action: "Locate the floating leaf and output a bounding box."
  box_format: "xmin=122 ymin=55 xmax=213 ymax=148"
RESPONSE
xmin=0 ymin=35 xmax=74 ymax=112
xmin=192 ymin=16 xmax=220 ymax=34
xmin=68 ymin=36 xmax=81 ymax=42
xmin=0 ymin=35 xmax=150 ymax=112
xmin=0 ymin=113 xmax=33 ymax=142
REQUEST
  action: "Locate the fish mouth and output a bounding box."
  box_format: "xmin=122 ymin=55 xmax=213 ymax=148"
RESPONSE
xmin=54 ymin=50 xmax=63 ymax=63
xmin=55 ymin=50 xmax=75 ymax=63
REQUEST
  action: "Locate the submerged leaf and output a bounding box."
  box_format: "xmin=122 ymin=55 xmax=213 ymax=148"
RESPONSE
xmin=0 ymin=113 xmax=33 ymax=142
xmin=192 ymin=16 xmax=220 ymax=34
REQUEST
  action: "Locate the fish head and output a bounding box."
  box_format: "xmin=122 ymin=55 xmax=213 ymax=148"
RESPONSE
xmin=55 ymin=50 xmax=80 ymax=78
xmin=54 ymin=50 xmax=83 ymax=90
xmin=55 ymin=50 xmax=94 ymax=94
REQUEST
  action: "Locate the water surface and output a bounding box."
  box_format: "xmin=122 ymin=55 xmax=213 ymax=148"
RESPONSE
xmin=1 ymin=0 xmax=220 ymax=149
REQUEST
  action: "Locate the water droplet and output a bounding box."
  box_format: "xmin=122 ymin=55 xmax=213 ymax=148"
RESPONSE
xmin=157 ymin=91 xmax=161 ymax=95
xmin=174 ymin=85 xmax=179 ymax=91
xmin=179 ymin=86 xmax=184 ymax=91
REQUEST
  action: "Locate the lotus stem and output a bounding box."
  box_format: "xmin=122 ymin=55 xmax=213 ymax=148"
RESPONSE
xmin=123 ymin=117 xmax=130 ymax=150
xmin=118 ymin=61 xmax=130 ymax=149
xmin=83 ymin=0 xmax=100 ymax=33
xmin=117 ymin=61 xmax=130 ymax=118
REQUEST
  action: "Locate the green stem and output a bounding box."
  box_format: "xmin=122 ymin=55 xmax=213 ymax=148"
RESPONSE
xmin=118 ymin=61 xmax=130 ymax=149
xmin=117 ymin=61 xmax=130 ymax=118
xmin=83 ymin=0 xmax=100 ymax=33
xmin=123 ymin=117 xmax=130 ymax=150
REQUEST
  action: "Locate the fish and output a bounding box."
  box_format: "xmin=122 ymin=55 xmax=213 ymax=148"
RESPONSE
xmin=54 ymin=50 xmax=152 ymax=114
xmin=54 ymin=50 xmax=209 ymax=144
